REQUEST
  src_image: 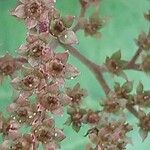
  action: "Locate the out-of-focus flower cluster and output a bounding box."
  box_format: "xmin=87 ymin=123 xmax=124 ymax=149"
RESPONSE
xmin=86 ymin=120 xmax=132 ymax=150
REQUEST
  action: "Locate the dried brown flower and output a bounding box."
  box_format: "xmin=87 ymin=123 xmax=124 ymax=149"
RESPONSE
xmin=136 ymin=32 xmax=150 ymax=51
xmin=66 ymin=83 xmax=87 ymax=106
xmin=65 ymin=107 xmax=87 ymax=132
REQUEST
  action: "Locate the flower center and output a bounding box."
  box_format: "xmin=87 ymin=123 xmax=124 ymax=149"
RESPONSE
xmin=22 ymin=76 xmax=34 ymax=87
xmin=72 ymin=112 xmax=82 ymax=123
xmin=26 ymin=2 xmax=42 ymax=18
xmin=87 ymin=113 xmax=100 ymax=124
xmin=51 ymin=20 xmax=66 ymax=36
xmin=116 ymin=88 xmax=127 ymax=99
xmin=34 ymin=126 xmax=53 ymax=143
xmin=31 ymin=44 xmax=43 ymax=57
xmin=47 ymin=96 xmax=59 ymax=110
xmin=16 ymin=108 xmax=28 ymax=118
xmin=10 ymin=141 xmax=23 ymax=150
xmin=107 ymin=59 xmax=120 ymax=74
xmin=70 ymin=93 xmax=83 ymax=104
xmin=1 ymin=61 xmax=14 ymax=75
xmin=141 ymin=116 xmax=150 ymax=130
xmin=52 ymin=61 xmax=64 ymax=72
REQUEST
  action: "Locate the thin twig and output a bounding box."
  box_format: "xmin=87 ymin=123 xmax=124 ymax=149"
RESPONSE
xmin=124 ymin=63 xmax=141 ymax=71
xmin=127 ymin=26 xmax=150 ymax=69
xmin=61 ymin=44 xmax=110 ymax=95
xmin=126 ymin=47 xmax=142 ymax=69
xmin=126 ymin=104 xmax=139 ymax=119
xmin=98 ymin=63 xmax=141 ymax=72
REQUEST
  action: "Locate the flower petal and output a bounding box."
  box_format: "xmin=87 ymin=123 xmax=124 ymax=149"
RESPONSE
xmin=7 ymin=103 xmax=17 ymax=112
xmin=19 ymin=44 xmax=28 ymax=55
xmin=39 ymin=10 xmax=49 ymax=22
xmin=139 ymin=128 xmax=148 ymax=142
xmin=54 ymin=128 xmax=66 ymax=142
xmin=58 ymin=30 xmax=78 ymax=45
xmin=11 ymin=77 xmax=21 ymax=90
xmin=11 ymin=4 xmax=26 ymax=18
xmin=43 ymin=0 xmax=56 ymax=8
xmin=52 ymin=107 xmax=64 ymax=116
xmin=28 ymin=57 xmax=39 ymax=67
xmin=19 ymin=0 xmax=26 ymax=3
xmin=55 ymin=51 xmax=69 ymax=64
xmin=0 ymin=140 xmax=9 ymax=150
xmin=8 ymin=130 xmax=21 ymax=140
xmin=46 ymin=82 xmax=59 ymax=93
xmin=43 ymin=141 xmax=57 ymax=150
xmin=64 ymin=64 xmax=79 ymax=79
xmin=26 ymin=18 xmax=37 ymax=29
xmin=59 ymin=94 xmax=71 ymax=105
xmin=48 ymin=38 xmax=59 ymax=50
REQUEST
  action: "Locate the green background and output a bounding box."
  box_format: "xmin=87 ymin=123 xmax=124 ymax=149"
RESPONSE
xmin=0 ymin=0 xmax=150 ymax=149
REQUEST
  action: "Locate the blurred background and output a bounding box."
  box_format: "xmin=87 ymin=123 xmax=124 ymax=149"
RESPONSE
xmin=0 ymin=0 xmax=150 ymax=149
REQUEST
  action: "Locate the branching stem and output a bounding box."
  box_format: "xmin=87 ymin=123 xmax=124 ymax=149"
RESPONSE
xmin=61 ymin=44 xmax=110 ymax=95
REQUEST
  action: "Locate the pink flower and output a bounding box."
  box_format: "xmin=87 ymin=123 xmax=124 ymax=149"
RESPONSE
xmin=19 ymin=33 xmax=52 ymax=66
xmin=42 ymin=51 xmax=79 ymax=83
xmin=87 ymin=120 xmax=132 ymax=150
xmin=8 ymin=134 xmax=38 ymax=150
xmin=136 ymin=32 xmax=150 ymax=51
xmin=84 ymin=110 xmax=100 ymax=125
xmin=66 ymin=83 xmax=87 ymax=106
xmin=49 ymin=15 xmax=78 ymax=45
xmin=32 ymin=118 xmax=65 ymax=147
xmin=8 ymin=99 xmax=39 ymax=125
xmin=11 ymin=67 xmax=46 ymax=98
xmin=65 ymin=107 xmax=87 ymax=132
xmin=2 ymin=119 xmax=21 ymax=140
xmin=12 ymin=0 xmax=56 ymax=29
xmin=0 ymin=53 xmax=24 ymax=82
xmin=37 ymin=83 xmax=71 ymax=115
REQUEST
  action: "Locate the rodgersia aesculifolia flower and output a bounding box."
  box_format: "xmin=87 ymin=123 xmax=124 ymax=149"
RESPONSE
xmin=0 ymin=0 xmax=150 ymax=149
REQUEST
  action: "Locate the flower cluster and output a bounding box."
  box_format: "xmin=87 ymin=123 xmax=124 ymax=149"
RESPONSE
xmin=0 ymin=0 xmax=83 ymax=149
xmin=65 ymin=107 xmax=101 ymax=132
xmin=12 ymin=0 xmax=56 ymax=29
xmin=12 ymin=0 xmax=79 ymax=45
xmin=1 ymin=0 xmax=150 ymax=149
xmin=6 ymin=36 xmax=79 ymax=148
xmin=0 ymin=54 xmax=26 ymax=82
xmin=86 ymin=120 xmax=132 ymax=150
xmin=0 ymin=117 xmax=65 ymax=150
